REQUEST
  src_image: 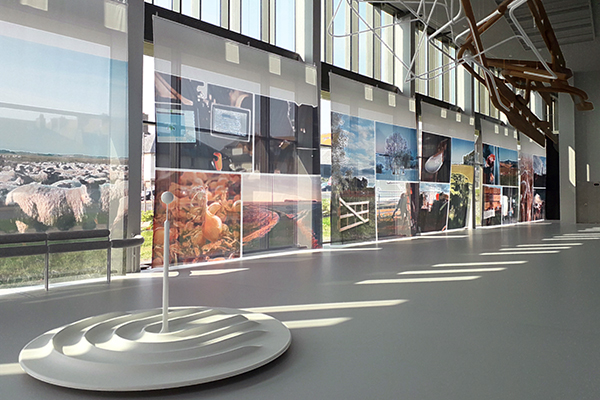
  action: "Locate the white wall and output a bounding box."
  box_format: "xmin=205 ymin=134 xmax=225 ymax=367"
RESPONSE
xmin=573 ymin=71 xmax=600 ymax=223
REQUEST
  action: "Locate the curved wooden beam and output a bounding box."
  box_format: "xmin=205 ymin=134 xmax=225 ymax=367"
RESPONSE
xmin=455 ymin=0 xmax=592 ymax=144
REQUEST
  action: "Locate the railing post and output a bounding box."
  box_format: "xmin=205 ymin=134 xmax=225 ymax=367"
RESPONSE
xmin=44 ymin=236 xmax=49 ymax=291
xmin=107 ymin=243 xmax=112 ymax=284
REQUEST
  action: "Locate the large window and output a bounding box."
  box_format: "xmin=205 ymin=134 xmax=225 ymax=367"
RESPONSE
xmin=414 ymin=29 xmax=458 ymax=105
xmin=146 ymin=0 xmax=300 ymax=53
xmin=201 ymin=0 xmax=221 ymax=25
xmin=241 ymin=0 xmax=261 ymax=39
xmin=427 ymin=38 xmax=442 ymax=99
xmin=380 ymin=10 xmax=394 ymax=84
xmin=182 ymin=0 xmax=200 ymax=18
xmin=324 ymin=1 xmax=406 ymax=91
xmin=357 ymin=1 xmax=373 ymax=77
xmin=275 ymin=0 xmax=295 ymax=50
xmin=332 ymin=0 xmax=350 ymax=69
xmin=414 ymin=28 xmax=428 ymax=95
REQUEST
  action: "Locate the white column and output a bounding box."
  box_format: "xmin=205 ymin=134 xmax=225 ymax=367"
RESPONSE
xmin=558 ymin=92 xmax=576 ymax=224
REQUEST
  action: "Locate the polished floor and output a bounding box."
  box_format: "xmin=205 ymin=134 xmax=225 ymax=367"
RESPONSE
xmin=1 ymin=222 xmax=600 ymax=399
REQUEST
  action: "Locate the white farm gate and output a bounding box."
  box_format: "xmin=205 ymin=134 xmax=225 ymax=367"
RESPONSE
xmin=339 ymin=198 xmax=369 ymax=232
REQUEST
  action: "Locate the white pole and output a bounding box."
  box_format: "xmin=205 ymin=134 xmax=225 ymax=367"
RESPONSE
xmin=160 ymin=191 xmax=174 ymax=334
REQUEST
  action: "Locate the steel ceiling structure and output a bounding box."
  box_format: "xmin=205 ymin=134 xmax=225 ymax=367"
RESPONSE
xmin=336 ymin=0 xmax=595 ymax=145
xmin=497 ymin=0 xmax=595 ymax=50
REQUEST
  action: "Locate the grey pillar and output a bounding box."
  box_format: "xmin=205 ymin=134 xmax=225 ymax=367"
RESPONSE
xmin=126 ymin=0 xmax=144 ymax=273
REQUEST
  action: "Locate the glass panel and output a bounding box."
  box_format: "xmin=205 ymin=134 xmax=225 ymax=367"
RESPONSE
xmin=357 ymin=2 xmax=372 ymax=77
xmin=0 ymin=0 xmax=129 ymax=283
xmin=415 ymin=29 xmax=427 ymax=95
xmin=450 ymin=47 xmax=456 ymax=104
xmin=428 ymin=39 xmax=442 ymax=99
xmin=380 ymin=11 xmax=394 ymax=84
xmin=143 ymin=55 xmax=156 ymax=122
xmin=253 ymin=95 xmax=316 ymax=174
xmin=0 ymin=255 xmax=44 ymax=289
xmin=482 ymin=83 xmax=490 ymax=116
xmin=254 ymin=137 xmax=269 ymax=172
xmin=154 ymin=0 xmax=172 ymax=9
xmin=443 ymin=43 xmax=450 ymax=101
xmin=49 ymin=249 xmax=107 ymax=284
xmin=394 ymin=20 xmax=404 ymax=90
xmin=242 ymin=0 xmax=261 ymax=39
xmin=457 ymin=62 xmax=466 ymax=111
xmin=182 ymin=0 xmax=200 ymax=19
xmin=202 ymin=0 xmax=221 ymax=26
xmin=480 ymin=69 xmax=489 ymax=115
xmin=270 ymin=140 xmax=297 ymax=174
xmin=333 ymin=0 xmax=348 ymax=68
xmin=275 ymin=0 xmax=295 ymax=51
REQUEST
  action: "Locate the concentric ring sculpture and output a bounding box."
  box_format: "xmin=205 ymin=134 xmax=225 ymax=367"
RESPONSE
xmin=19 ymin=192 xmax=291 ymax=391
xmin=19 ymin=307 xmax=291 ymax=391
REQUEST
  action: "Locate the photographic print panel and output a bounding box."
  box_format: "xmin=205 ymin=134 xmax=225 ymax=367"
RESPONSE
xmin=533 ymin=156 xmax=547 ymax=188
xmin=482 ymin=144 xmax=500 ymax=185
xmin=152 ymin=169 xmax=241 ymax=266
xmin=451 ymin=138 xmax=475 ymax=166
xmin=375 ymin=122 xmax=418 ymax=181
xmin=242 ymin=174 xmax=322 ymax=253
xmin=499 ymin=147 xmax=519 ymax=187
xmin=155 ymin=72 xmax=254 ymax=172
xmin=418 ymin=182 xmax=450 ymax=233
xmin=376 ymin=181 xmax=418 ymax=238
xmin=0 ymin=33 xmax=128 ymax=236
xmin=519 ymin=154 xmax=534 ymax=222
xmin=502 ymin=187 xmax=518 ymax=225
xmin=483 ymin=185 xmax=502 ymax=226
xmin=448 ymin=164 xmax=474 ymax=230
xmin=533 ymin=188 xmax=546 ymax=221
xmin=421 ymin=132 xmax=451 ymax=183
xmin=330 ymin=112 xmax=376 ymax=244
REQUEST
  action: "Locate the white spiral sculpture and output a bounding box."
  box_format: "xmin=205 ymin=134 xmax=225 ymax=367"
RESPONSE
xmin=19 ymin=191 xmax=291 ymax=391
xmin=19 ymin=307 xmax=291 ymax=391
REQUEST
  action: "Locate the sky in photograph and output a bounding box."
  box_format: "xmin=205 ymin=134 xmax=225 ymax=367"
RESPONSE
xmin=451 ymin=138 xmax=474 ymax=164
xmin=0 ymin=28 xmax=127 ymax=157
xmin=420 ymin=182 xmax=450 ymax=193
xmin=375 ymin=122 xmax=417 ymax=156
xmin=499 ymin=147 xmax=518 ymax=163
xmin=334 ymin=113 xmax=375 ymax=181
xmin=533 ymin=155 xmax=547 ymax=175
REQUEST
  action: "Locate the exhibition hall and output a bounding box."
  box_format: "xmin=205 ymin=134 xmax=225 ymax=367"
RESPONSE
xmin=1 ymin=0 xmax=600 ymax=398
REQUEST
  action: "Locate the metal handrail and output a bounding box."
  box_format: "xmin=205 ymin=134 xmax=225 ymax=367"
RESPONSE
xmin=0 ymin=231 xmax=144 ymax=290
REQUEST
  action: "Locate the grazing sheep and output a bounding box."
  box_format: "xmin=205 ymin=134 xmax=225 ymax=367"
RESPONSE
xmin=100 ymin=179 xmax=128 ymax=231
xmin=100 ymin=180 xmax=127 ymax=213
xmin=5 ymin=183 xmax=92 ymax=232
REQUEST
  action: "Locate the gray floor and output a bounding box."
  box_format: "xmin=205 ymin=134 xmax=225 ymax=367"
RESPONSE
xmin=2 ymin=222 xmax=600 ymax=399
